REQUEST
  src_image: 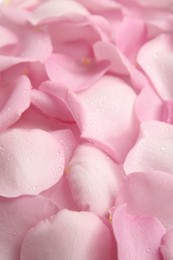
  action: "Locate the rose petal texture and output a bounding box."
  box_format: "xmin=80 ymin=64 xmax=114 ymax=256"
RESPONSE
xmin=116 ymin=171 xmax=173 ymax=229
xmin=0 ymin=195 xmax=57 ymax=260
xmin=124 ymin=121 xmax=173 ymax=175
xmin=113 ymin=205 xmax=165 ymax=260
xmin=20 ymin=209 xmax=114 ymax=260
xmin=161 ymin=229 xmax=173 ymax=260
xmin=0 ymin=128 xmax=64 ymax=197
xmin=45 ymin=54 xmax=110 ymax=92
xmin=29 ymin=0 xmax=90 ymax=25
xmin=66 ymin=75 xmax=138 ymax=162
xmin=137 ymin=34 xmax=173 ymax=100
xmin=67 ymin=143 xmax=125 ymax=216
xmin=0 ymin=75 xmax=31 ymax=131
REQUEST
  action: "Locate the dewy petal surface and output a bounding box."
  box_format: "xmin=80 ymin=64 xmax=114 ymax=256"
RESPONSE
xmin=116 ymin=171 xmax=173 ymax=229
xmin=137 ymin=34 xmax=173 ymax=100
xmin=67 ymin=75 xmax=138 ymax=162
xmin=0 ymin=128 xmax=64 ymax=197
xmin=67 ymin=143 xmax=125 ymax=216
xmin=113 ymin=205 xmax=165 ymax=260
xmin=124 ymin=121 xmax=173 ymax=175
xmin=0 ymin=195 xmax=57 ymax=260
xmin=20 ymin=209 xmax=114 ymax=260
xmin=0 ymin=75 xmax=31 ymax=131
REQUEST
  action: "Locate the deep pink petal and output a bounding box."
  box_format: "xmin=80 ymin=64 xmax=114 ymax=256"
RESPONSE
xmin=67 ymin=143 xmax=125 ymax=216
xmin=116 ymin=171 xmax=173 ymax=229
xmin=20 ymin=209 xmax=114 ymax=260
xmin=0 ymin=75 xmax=31 ymax=131
xmin=0 ymin=128 xmax=64 ymax=197
xmin=0 ymin=195 xmax=57 ymax=260
xmin=67 ymin=75 xmax=138 ymax=162
xmin=124 ymin=121 xmax=173 ymax=175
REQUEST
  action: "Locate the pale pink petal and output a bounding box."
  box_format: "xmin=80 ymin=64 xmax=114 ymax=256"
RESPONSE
xmin=113 ymin=205 xmax=165 ymax=260
xmin=76 ymin=0 xmax=120 ymax=12
xmin=115 ymin=17 xmax=147 ymax=62
xmin=0 ymin=75 xmax=31 ymax=131
xmin=45 ymin=54 xmax=110 ymax=92
xmin=19 ymin=28 xmax=52 ymax=62
xmin=67 ymin=143 xmax=125 ymax=216
xmin=29 ymin=0 xmax=90 ymax=25
xmin=137 ymin=34 xmax=173 ymax=100
xmin=132 ymin=0 xmax=173 ymax=8
xmin=124 ymin=121 xmax=173 ymax=175
xmin=41 ymin=176 xmax=79 ymax=211
xmin=31 ymin=89 xmax=74 ymax=122
xmin=116 ymin=171 xmax=173 ymax=229
xmin=93 ymin=41 xmax=149 ymax=90
xmin=51 ymin=129 xmax=79 ymax=165
xmin=135 ymin=86 xmax=163 ymax=122
xmin=161 ymin=229 xmax=173 ymax=260
xmin=93 ymin=41 xmax=128 ymax=75
xmin=0 ymin=128 xmax=64 ymax=197
xmin=0 ymin=5 xmax=30 ymax=24
xmin=0 ymin=25 xmax=18 ymax=48
xmin=0 ymin=195 xmax=57 ymax=260
xmin=12 ymin=105 xmax=65 ymax=132
xmin=48 ymin=17 xmax=102 ymax=45
xmin=67 ymin=76 xmax=138 ymax=162
xmin=20 ymin=209 xmax=114 ymax=260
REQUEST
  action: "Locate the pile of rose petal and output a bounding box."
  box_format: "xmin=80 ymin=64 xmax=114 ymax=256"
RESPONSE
xmin=1 ymin=0 xmax=173 ymax=259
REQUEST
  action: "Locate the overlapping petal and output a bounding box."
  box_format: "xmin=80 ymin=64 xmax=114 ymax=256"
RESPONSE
xmin=113 ymin=205 xmax=165 ymax=260
xmin=20 ymin=209 xmax=114 ymax=260
xmin=0 ymin=195 xmax=57 ymax=260
xmin=137 ymin=34 xmax=173 ymax=100
xmin=0 ymin=128 xmax=64 ymax=197
xmin=161 ymin=229 xmax=173 ymax=260
xmin=67 ymin=143 xmax=125 ymax=215
xmin=0 ymin=75 xmax=31 ymax=131
xmin=45 ymin=54 xmax=110 ymax=92
xmin=116 ymin=171 xmax=173 ymax=229
xmin=67 ymin=75 xmax=138 ymax=162
xmin=124 ymin=121 xmax=173 ymax=175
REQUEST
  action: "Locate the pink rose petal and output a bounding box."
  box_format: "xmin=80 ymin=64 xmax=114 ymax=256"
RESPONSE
xmin=137 ymin=34 xmax=173 ymax=100
xmin=45 ymin=53 xmax=110 ymax=92
xmin=31 ymin=89 xmax=74 ymax=122
xmin=67 ymin=143 xmax=125 ymax=216
xmin=124 ymin=121 xmax=173 ymax=175
xmin=0 ymin=195 xmax=57 ymax=260
xmin=29 ymin=0 xmax=90 ymax=25
xmin=67 ymin=75 xmax=138 ymax=162
xmin=41 ymin=176 xmax=79 ymax=211
xmin=115 ymin=17 xmax=147 ymax=62
xmin=0 ymin=75 xmax=31 ymax=131
xmin=0 ymin=128 xmax=64 ymax=197
xmin=135 ymin=86 xmax=163 ymax=122
xmin=113 ymin=205 xmax=165 ymax=260
xmin=20 ymin=209 xmax=114 ymax=260
xmin=116 ymin=171 xmax=173 ymax=229
xmin=161 ymin=229 xmax=173 ymax=260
